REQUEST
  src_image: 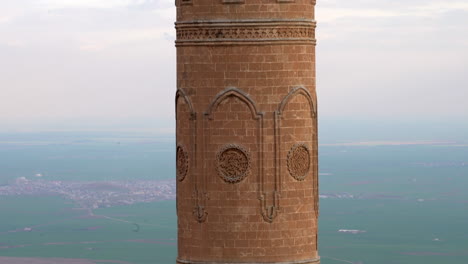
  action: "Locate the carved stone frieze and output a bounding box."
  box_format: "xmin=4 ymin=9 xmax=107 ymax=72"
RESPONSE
xmin=177 ymin=144 xmax=189 ymax=182
xmin=216 ymin=144 xmax=251 ymax=184
xmin=176 ymin=20 xmax=316 ymax=46
xmin=287 ymin=143 xmax=311 ymax=181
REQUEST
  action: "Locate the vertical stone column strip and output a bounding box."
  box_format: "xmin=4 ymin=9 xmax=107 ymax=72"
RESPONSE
xmin=314 ymin=102 xmax=319 ymax=251
xmin=176 ymin=89 xmax=205 ymax=222
xmin=313 ymin=97 xmax=319 ymax=218
xmin=194 ymin=97 xmax=208 ymax=223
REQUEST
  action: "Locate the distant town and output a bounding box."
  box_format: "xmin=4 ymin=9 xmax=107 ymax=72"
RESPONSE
xmin=1 ymin=173 xmax=432 ymax=212
xmin=0 ymin=177 xmax=175 ymax=211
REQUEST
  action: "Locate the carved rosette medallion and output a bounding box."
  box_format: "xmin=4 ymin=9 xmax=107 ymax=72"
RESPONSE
xmin=287 ymin=143 xmax=311 ymax=181
xmin=216 ymin=144 xmax=251 ymax=184
xmin=177 ymin=144 xmax=189 ymax=182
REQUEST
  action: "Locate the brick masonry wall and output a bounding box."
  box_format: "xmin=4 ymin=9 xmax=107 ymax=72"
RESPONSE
xmin=175 ymin=1 xmax=318 ymax=263
xmin=176 ymin=0 xmax=316 ymax=21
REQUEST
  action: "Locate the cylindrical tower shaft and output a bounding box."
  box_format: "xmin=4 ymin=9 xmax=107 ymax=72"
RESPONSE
xmin=175 ymin=1 xmax=319 ymax=263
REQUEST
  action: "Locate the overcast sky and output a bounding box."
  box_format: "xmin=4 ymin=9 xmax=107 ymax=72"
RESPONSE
xmin=1 ymin=0 xmax=467 ymax=132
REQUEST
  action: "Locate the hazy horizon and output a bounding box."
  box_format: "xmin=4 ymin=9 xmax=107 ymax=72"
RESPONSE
xmin=1 ymin=118 xmax=467 ymax=145
xmin=1 ymin=0 xmax=467 ymax=133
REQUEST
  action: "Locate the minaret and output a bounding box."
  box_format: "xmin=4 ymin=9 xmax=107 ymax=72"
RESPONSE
xmin=175 ymin=1 xmax=319 ymax=263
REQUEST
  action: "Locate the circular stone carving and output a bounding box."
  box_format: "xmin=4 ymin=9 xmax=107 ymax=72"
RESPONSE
xmin=216 ymin=144 xmax=250 ymax=184
xmin=176 ymin=145 xmax=189 ymax=182
xmin=287 ymin=143 xmax=311 ymax=181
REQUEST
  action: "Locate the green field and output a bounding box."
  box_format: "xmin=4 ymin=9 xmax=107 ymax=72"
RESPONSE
xmin=318 ymin=145 xmax=468 ymax=264
xmin=1 ymin=138 xmax=467 ymax=263
xmin=320 ymin=199 xmax=468 ymax=264
xmin=1 ymin=195 xmax=467 ymax=263
xmin=0 ymin=197 xmax=177 ymax=264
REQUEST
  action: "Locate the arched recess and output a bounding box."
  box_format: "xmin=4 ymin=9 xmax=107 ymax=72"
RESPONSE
xmin=205 ymin=87 xmax=262 ymax=120
xmin=175 ymin=88 xmax=205 ymax=223
xmin=175 ymin=88 xmax=196 ymax=173
xmin=175 ymin=88 xmax=196 ymax=121
xmin=275 ymin=86 xmax=318 ymax=220
xmin=203 ymin=87 xmax=269 ymax=224
xmin=276 ymin=86 xmax=316 ymax=117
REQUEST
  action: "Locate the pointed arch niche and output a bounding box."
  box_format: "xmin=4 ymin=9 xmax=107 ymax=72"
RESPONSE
xmin=175 ymin=88 xmax=196 ymax=180
xmin=175 ymin=89 xmax=204 ymax=224
xmin=275 ymin=86 xmax=318 ymax=219
xmin=203 ymin=87 xmax=266 ymax=224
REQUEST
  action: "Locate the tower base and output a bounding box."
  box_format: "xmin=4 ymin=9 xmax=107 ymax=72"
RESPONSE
xmin=177 ymin=258 xmax=320 ymax=264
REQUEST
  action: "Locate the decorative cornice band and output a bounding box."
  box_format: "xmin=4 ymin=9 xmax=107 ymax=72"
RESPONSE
xmin=176 ymin=19 xmax=316 ymax=46
xmin=176 ymin=258 xmax=320 ymax=264
xmin=176 ymin=19 xmax=316 ymax=24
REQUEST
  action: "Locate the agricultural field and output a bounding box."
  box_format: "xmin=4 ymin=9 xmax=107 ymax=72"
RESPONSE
xmin=1 ymin=133 xmax=467 ymax=263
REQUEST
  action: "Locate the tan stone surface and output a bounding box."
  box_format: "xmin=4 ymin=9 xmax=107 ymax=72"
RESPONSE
xmin=175 ymin=1 xmax=319 ymax=263
xmin=176 ymin=0 xmax=316 ymax=21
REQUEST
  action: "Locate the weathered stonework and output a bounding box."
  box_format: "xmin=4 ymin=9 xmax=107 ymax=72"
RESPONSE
xmin=175 ymin=1 xmax=319 ymax=263
xmin=177 ymin=145 xmax=189 ymax=182
xmin=216 ymin=144 xmax=251 ymax=184
xmin=176 ymin=20 xmax=316 ymax=46
xmin=287 ymin=143 xmax=311 ymax=181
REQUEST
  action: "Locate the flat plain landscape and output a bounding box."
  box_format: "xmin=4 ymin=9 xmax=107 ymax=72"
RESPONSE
xmin=0 ymin=133 xmax=467 ymax=264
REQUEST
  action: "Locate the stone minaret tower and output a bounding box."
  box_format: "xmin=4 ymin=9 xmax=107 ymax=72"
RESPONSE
xmin=175 ymin=1 xmax=318 ymax=263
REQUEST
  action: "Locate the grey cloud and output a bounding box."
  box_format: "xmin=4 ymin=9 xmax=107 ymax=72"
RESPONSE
xmin=316 ymin=0 xmax=468 ymax=121
xmin=0 ymin=0 xmax=175 ymax=132
xmin=319 ymin=0 xmax=463 ymax=9
xmin=0 ymin=0 xmax=466 ymax=132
